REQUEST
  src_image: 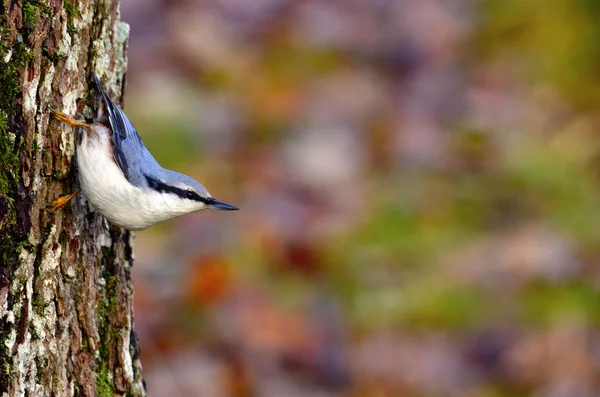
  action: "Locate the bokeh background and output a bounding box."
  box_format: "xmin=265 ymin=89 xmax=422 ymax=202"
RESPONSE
xmin=120 ymin=1 xmax=600 ymax=396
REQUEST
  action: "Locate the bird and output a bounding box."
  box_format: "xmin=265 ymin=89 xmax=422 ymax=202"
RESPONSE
xmin=49 ymin=74 xmax=238 ymax=230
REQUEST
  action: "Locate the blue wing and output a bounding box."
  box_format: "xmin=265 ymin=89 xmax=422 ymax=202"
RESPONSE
xmin=92 ymin=74 xmax=160 ymax=187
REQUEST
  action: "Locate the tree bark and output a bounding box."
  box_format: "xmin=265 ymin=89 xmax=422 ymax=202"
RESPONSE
xmin=0 ymin=0 xmax=145 ymax=396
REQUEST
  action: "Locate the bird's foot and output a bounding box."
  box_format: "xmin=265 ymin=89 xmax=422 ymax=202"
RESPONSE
xmin=47 ymin=189 xmax=81 ymax=212
xmin=49 ymin=107 xmax=90 ymax=129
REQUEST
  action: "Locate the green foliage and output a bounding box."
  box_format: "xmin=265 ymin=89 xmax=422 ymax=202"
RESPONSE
xmin=134 ymin=119 xmax=198 ymax=168
xmin=320 ymin=133 xmax=600 ymax=332
xmin=477 ymin=0 xmax=600 ymax=108
xmin=521 ymin=282 xmax=600 ymax=325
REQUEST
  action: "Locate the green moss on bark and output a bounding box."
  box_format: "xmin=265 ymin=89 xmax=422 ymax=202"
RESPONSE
xmin=23 ymin=0 xmax=54 ymax=25
xmin=96 ymin=363 xmax=114 ymax=397
xmin=63 ymin=0 xmax=79 ymax=35
xmin=94 ymin=273 xmax=122 ymax=395
xmin=64 ymin=0 xmax=79 ymax=18
xmin=23 ymin=2 xmax=39 ymax=26
xmin=0 ymin=22 xmax=25 ymax=247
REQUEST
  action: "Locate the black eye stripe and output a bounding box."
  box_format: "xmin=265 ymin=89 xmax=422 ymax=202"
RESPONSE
xmin=144 ymin=175 xmax=211 ymax=204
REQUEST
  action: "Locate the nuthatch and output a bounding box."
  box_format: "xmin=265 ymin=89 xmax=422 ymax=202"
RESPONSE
xmin=50 ymin=74 xmax=238 ymax=230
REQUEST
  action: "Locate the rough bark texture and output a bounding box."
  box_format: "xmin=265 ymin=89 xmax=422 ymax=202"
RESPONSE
xmin=0 ymin=0 xmax=145 ymax=396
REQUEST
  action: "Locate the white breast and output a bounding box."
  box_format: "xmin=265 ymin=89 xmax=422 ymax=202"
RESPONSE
xmin=76 ymin=124 xmax=187 ymax=230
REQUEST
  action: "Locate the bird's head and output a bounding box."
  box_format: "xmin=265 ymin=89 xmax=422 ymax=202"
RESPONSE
xmin=144 ymin=171 xmax=238 ymax=216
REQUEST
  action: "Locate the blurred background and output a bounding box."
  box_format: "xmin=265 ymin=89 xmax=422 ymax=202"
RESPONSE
xmin=120 ymin=1 xmax=600 ymax=396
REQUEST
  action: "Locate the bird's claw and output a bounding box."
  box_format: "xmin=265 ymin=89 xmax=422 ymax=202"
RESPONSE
xmin=47 ymin=189 xmax=81 ymax=212
xmin=49 ymin=107 xmax=90 ymax=128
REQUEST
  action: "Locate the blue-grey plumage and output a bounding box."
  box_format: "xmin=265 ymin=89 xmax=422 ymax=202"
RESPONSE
xmin=91 ymin=73 xmax=159 ymax=187
xmin=50 ymin=74 xmax=238 ymax=230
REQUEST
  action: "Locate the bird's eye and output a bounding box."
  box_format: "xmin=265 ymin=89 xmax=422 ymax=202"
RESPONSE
xmin=186 ymin=191 xmax=196 ymax=200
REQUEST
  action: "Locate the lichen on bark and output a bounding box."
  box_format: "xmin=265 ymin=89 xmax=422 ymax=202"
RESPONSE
xmin=0 ymin=0 xmax=145 ymax=396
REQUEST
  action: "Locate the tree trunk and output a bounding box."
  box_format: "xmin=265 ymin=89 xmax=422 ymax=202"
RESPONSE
xmin=0 ymin=0 xmax=145 ymax=396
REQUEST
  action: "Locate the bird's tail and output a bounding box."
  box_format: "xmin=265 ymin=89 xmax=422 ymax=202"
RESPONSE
xmin=91 ymin=74 xmax=110 ymax=125
xmin=91 ymin=73 xmax=128 ymax=139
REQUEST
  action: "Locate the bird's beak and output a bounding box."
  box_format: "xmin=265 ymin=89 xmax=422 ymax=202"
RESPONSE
xmin=208 ymin=199 xmax=239 ymax=211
